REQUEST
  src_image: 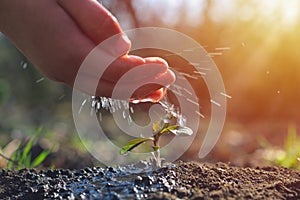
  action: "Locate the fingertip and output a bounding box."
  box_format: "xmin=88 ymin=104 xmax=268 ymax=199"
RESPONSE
xmin=119 ymin=54 xmax=145 ymax=65
xmin=166 ymin=69 xmax=176 ymax=84
xmin=144 ymin=57 xmax=169 ymax=67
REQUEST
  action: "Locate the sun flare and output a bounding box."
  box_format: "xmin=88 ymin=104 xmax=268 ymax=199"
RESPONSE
xmin=257 ymin=0 xmax=299 ymax=28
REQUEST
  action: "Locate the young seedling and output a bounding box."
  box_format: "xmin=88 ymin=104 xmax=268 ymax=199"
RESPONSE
xmin=260 ymin=124 xmax=300 ymax=170
xmin=0 ymin=127 xmax=52 ymax=170
xmin=119 ymin=112 xmax=193 ymax=168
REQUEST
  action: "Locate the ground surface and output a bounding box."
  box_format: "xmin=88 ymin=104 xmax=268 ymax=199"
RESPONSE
xmin=0 ymin=161 xmax=300 ymax=199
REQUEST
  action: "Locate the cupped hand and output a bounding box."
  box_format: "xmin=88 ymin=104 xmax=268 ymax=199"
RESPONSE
xmin=0 ymin=0 xmax=175 ymax=101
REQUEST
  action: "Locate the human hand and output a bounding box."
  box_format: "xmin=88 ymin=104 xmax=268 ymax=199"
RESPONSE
xmin=0 ymin=0 xmax=175 ymax=101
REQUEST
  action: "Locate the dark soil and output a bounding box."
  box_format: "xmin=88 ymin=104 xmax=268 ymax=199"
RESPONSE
xmin=0 ymin=161 xmax=300 ymax=199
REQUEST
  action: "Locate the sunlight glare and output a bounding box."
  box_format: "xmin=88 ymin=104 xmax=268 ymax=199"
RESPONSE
xmin=257 ymin=0 xmax=299 ymax=28
xmin=281 ymin=0 xmax=299 ymax=26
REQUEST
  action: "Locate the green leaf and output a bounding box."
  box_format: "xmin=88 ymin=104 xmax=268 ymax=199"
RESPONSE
xmin=160 ymin=125 xmax=179 ymax=134
xmin=21 ymin=137 xmax=34 ymax=163
xmin=170 ymin=126 xmax=193 ymax=136
xmin=24 ymin=154 xmax=32 ymax=168
xmin=119 ymin=138 xmax=153 ymax=155
xmin=31 ymin=151 xmax=50 ymax=168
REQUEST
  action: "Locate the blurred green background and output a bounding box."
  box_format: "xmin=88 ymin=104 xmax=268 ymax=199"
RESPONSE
xmin=1 ymin=0 xmax=300 ymax=167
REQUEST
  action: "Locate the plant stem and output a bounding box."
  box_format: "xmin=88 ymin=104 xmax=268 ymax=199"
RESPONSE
xmin=152 ymin=133 xmax=162 ymax=168
xmin=154 ymin=149 xmax=161 ymax=168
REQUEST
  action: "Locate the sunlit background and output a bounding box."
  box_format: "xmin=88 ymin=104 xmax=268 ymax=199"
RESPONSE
xmin=1 ymin=0 xmax=300 ymax=168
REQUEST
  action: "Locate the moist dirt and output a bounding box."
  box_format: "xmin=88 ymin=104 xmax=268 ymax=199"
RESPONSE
xmin=0 ymin=160 xmax=300 ymax=199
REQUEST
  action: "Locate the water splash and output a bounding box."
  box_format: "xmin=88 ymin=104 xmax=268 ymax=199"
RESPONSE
xmin=158 ymin=96 xmax=188 ymax=127
xmin=91 ymin=96 xmax=130 ymax=113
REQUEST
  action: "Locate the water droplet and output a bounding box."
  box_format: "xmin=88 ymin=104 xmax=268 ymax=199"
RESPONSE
xmin=91 ymin=100 xmax=96 ymax=108
xmin=186 ymin=98 xmax=199 ymax=106
xmin=215 ymin=47 xmax=231 ymax=51
xmin=110 ymin=106 xmax=115 ymax=113
xmin=183 ymin=88 xmax=193 ymax=95
xmin=193 ymin=71 xmax=206 ymax=76
xmin=58 ymin=94 xmax=65 ymax=100
xmin=195 ymin=111 xmax=205 ymax=118
xmin=208 ymin=52 xmax=223 ymax=57
xmin=22 ymin=62 xmax=27 ymax=69
xmin=78 ymin=99 xmax=87 ymax=114
xmin=130 ymin=106 xmax=134 ymax=114
xmin=177 ymin=115 xmax=187 ymax=126
xmin=220 ymin=92 xmax=232 ymax=99
xmin=98 ymin=112 xmax=102 ymax=121
xmin=127 ymin=115 xmax=133 ymax=125
xmin=189 ymin=62 xmax=201 ymax=67
xmin=117 ymin=100 xmax=122 ymax=110
xmin=178 ymin=72 xmax=199 ymax=79
xmin=35 ymin=77 xmax=45 ymax=83
xmin=210 ymin=99 xmax=221 ymax=107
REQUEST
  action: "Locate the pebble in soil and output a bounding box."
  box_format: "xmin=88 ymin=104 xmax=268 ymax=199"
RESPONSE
xmin=0 ymin=160 xmax=300 ymax=199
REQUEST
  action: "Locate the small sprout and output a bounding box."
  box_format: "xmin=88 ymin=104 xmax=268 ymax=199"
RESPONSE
xmin=120 ymin=110 xmax=193 ymax=167
xmin=261 ymin=124 xmax=300 ymax=170
xmin=0 ymin=127 xmax=52 ymax=170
